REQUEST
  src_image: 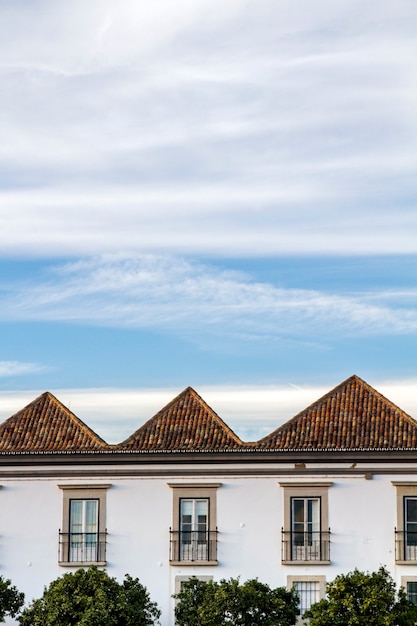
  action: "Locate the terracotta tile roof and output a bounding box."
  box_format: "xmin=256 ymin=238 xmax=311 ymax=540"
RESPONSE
xmin=257 ymin=375 xmax=417 ymax=450
xmin=120 ymin=386 xmax=244 ymax=450
xmin=0 ymin=392 xmax=107 ymax=452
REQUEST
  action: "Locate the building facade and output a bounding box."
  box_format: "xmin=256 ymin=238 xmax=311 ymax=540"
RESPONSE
xmin=1 ymin=375 xmax=417 ymax=624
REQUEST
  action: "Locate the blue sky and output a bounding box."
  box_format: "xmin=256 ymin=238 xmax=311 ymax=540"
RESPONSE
xmin=0 ymin=0 xmax=416 ymax=442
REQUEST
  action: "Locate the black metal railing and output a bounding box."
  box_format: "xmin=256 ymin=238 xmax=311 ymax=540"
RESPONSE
xmin=169 ymin=529 xmax=218 ymax=562
xmin=395 ymin=530 xmax=417 ymax=561
xmin=281 ymin=529 xmax=331 ymax=562
xmin=58 ymin=531 xmax=107 ymax=564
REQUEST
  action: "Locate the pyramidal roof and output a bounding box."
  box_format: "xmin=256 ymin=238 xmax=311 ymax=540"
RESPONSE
xmin=257 ymin=375 xmax=417 ymax=450
xmin=0 ymin=392 xmax=107 ymax=452
xmin=120 ymin=386 xmax=243 ymax=450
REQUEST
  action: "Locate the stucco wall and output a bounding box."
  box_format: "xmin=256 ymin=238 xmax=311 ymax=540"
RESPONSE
xmin=1 ymin=466 xmax=415 ymax=626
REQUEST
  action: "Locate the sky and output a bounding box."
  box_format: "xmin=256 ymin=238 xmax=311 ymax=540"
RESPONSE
xmin=0 ymin=0 xmax=416 ymax=443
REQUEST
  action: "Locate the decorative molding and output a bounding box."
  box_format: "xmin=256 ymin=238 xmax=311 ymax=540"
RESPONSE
xmin=167 ymin=482 xmax=222 ymax=489
xmin=58 ymin=484 xmax=111 ymax=490
xmin=278 ymin=482 xmax=333 ymax=488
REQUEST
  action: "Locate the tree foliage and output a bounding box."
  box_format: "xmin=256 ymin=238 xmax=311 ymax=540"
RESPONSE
xmin=0 ymin=575 xmax=24 ymax=623
xmin=18 ymin=566 xmax=160 ymax=626
xmin=174 ymin=576 xmax=299 ymax=626
xmin=304 ymin=566 xmax=417 ymax=626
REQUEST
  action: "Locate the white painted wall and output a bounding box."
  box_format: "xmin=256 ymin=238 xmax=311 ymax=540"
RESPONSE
xmin=1 ymin=464 xmax=416 ymax=626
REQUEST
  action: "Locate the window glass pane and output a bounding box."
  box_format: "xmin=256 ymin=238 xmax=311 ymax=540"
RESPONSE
xmin=180 ymin=501 xmax=192 ymax=521
xmin=85 ymin=501 xmax=98 ymax=533
xmin=292 ymin=499 xmax=305 ymax=544
xmin=308 ymin=499 xmax=320 ymax=531
xmin=293 ymin=499 xmax=304 ymax=525
xmin=407 ymin=499 xmax=417 ymax=523
xmin=195 ymin=500 xmax=208 ymax=518
xmin=180 ymin=500 xmax=193 ymax=544
xmin=70 ymin=501 xmax=83 ymax=533
xmin=196 ymin=501 xmax=208 ymax=529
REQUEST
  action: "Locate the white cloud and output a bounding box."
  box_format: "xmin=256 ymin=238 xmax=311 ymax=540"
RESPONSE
xmin=0 ymin=0 xmax=416 ymax=257
xmin=0 ymin=361 xmax=46 ymax=377
xmin=1 ymin=255 xmax=417 ymax=339
xmin=1 ymin=376 xmax=416 ymax=443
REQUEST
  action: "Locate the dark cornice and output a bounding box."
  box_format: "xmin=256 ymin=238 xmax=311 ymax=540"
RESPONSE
xmin=1 ymin=447 xmax=417 ymax=466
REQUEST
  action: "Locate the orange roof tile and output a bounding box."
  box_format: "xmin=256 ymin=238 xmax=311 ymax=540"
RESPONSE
xmin=257 ymin=375 xmax=417 ymax=450
xmin=120 ymin=386 xmax=244 ymax=450
xmin=0 ymin=392 xmax=107 ymax=452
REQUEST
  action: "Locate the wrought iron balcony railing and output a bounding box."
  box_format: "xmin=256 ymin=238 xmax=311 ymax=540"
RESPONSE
xmin=169 ymin=529 xmax=218 ymax=562
xmin=58 ymin=531 xmax=107 ymax=564
xmin=281 ymin=529 xmax=331 ymax=562
xmin=395 ymin=530 xmax=417 ymax=562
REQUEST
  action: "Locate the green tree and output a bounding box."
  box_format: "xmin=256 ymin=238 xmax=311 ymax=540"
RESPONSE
xmin=304 ymin=566 xmax=417 ymax=626
xmin=18 ymin=566 xmax=160 ymax=626
xmin=0 ymin=575 xmax=24 ymax=623
xmin=174 ymin=576 xmax=299 ymax=626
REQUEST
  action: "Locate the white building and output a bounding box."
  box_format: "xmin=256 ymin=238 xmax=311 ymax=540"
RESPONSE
xmin=1 ymin=374 xmax=417 ymax=624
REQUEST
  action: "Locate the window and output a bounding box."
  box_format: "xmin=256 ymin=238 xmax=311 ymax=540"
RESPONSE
xmin=168 ymin=483 xmax=220 ymax=565
xmin=280 ymin=482 xmax=332 ymax=564
xmin=407 ymin=582 xmax=417 ymax=605
xmin=393 ymin=482 xmax=417 ymax=563
xmin=173 ymin=575 xmax=213 ymax=616
xmin=174 ymin=575 xmax=213 ymax=596
xmin=58 ymin=484 xmax=110 ymax=566
xmin=287 ymin=576 xmax=326 ymax=622
xmin=401 ymin=577 xmax=417 ymax=606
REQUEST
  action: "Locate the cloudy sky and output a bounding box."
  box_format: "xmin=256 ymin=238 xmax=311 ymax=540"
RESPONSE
xmin=0 ymin=0 xmax=416 ymax=442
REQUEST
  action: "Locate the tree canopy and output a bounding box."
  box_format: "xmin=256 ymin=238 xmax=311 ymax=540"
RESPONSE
xmin=0 ymin=575 xmax=24 ymax=623
xmin=174 ymin=576 xmax=299 ymax=626
xmin=304 ymin=566 xmax=417 ymax=626
xmin=18 ymin=566 xmax=160 ymax=626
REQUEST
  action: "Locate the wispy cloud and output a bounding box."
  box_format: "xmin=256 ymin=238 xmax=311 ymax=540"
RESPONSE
xmin=0 ymin=0 xmax=416 ymax=257
xmin=1 ymin=255 xmax=417 ymax=339
xmin=0 ymin=361 xmax=46 ymax=377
